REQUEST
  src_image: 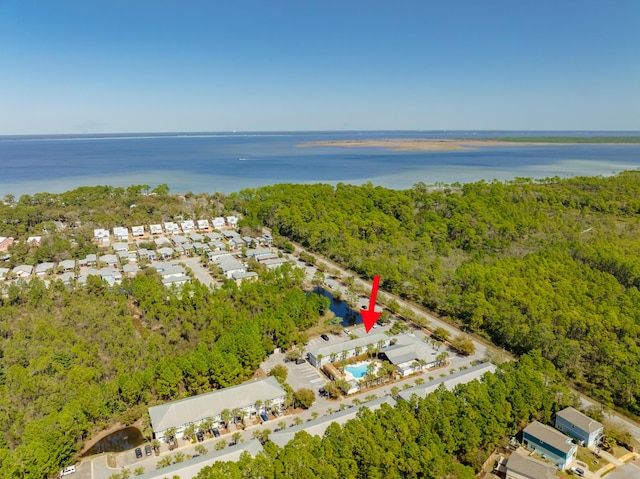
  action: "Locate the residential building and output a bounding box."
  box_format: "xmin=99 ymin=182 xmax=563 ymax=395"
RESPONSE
xmin=226 ymin=215 xmax=239 ymax=227
xmin=149 ymin=224 xmax=163 ymax=235
xmin=232 ymin=271 xmax=258 ymax=285
xmin=164 ymin=222 xmax=179 ymax=234
xmin=113 ymin=227 xmax=129 ymax=241
xmin=27 ymin=236 xmax=42 ymax=246
xmin=554 ymin=407 xmax=603 ymax=447
xmin=58 ymin=272 xmax=75 ymax=286
xmin=0 ymin=267 xmax=9 ymax=280
xmin=172 ymin=235 xmax=189 ymax=245
xmin=180 ymin=220 xmax=195 ymax=233
xmin=93 ymin=228 xmax=109 ymax=240
xmin=0 ymin=237 xmax=14 ymax=252
xmin=12 ymin=264 xmax=33 ymax=278
xmin=506 ymin=449 xmax=557 ymax=479
xmin=245 ymin=248 xmax=274 ymax=260
xmin=522 ymin=421 xmax=577 ymax=470
xmin=397 ymin=362 xmax=497 ymax=402
xmin=132 ymin=225 xmax=145 ymax=237
xmin=189 ymin=233 xmax=205 ymax=243
xmin=99 ymin=254 xmax=118 ymax=267
xmin=112 ymin=242 xmax=129 ymax=253
xmin=59 ymin=259 xmax=76 ymax=272
xmin=262 ymin=258 xmax=289 ymax=270
xmin=156 ymin=247 xmax=174 ymax=260
xmin=35 ymin=262 xmax=55 ymax=276
xmin=154 ymin=237 xmax=172 ymax=247
xmin=221 ymin=230 xmax=239 ymax=239
xmin=380 ymin=335 xmax=439 ymax=376
xmin=212 ymin=217 xmax=225 ymax=229
xmin=217 ymin=256 xmax=246 ymax=279
xmin=197 ymin=219 xmax=210 ymax=230
xmin=148 ymin=376 xmax=286 ymax=440
xmin=206 ymin=232 xmax=223 ymax=241
xmin=307 ymin=333 xmax=391 ymax=369
xmin=122 ymin=264 xmax=140 ymax=277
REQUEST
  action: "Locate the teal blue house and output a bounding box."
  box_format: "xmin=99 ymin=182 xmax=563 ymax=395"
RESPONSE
xmin=522 ymin=421 xmax=577 ymax=470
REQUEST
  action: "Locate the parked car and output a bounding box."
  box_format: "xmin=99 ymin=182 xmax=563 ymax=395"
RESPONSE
xmin=260 ymin=412 xmax=269 ymax=422
xmin=295 ymin=358 xmax=306 ymax=364
xmin=145 ymin=445 xmax=152 ymax=456
xmin=213 ymin=428 xmax=220 ymax=437
xmin=344 ymin=328 xmax=351 ymax=335
xmin=196 ymin=431 xmax=204 ymax=442
xmin=60 ymin=466 xmax=76 ymax=476
xmin=135 ymin=447 xmax=143 ymax=459
xmin=571 ymin=467 xmax=585 ymax=477
xmin=321 ymin=334 xmax=329 ymax=341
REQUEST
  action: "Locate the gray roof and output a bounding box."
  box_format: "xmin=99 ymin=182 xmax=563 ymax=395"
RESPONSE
xmin=556 ymin=407 xmax=603 ymax=434
xmin=507 ymin=450 xmax=557 ymax=479
xmin=123 ymin=264 xmax=139 ymax=274
xmin=382 ymin=335 xmax=438 ymax=365
xmin=59 ymin=272 xmax=75 ymax=284
xmin=308 ymin=333 xmax=390 ymax=360
xmin=245 ymin=248 xmax=272 ymax=258
xmin=262 ymin=258 xmax=289 ymax=268
xmin=99 ymin=254 xmax=118 ymax=264
xmin=59 ymin=259 xmax=76 ymax=270
xmin=134 ymin=439 xmax=263 ymax=479
xmin=149 ymin=376 xmax=285 ymax=434
xmin=523 ymin=421 xmax=575 ymax=455
xmin=270 ymin=396 xmax=396 ymax=448
xmin=218 ymin=256 xmax=245 ymax=273
xmin=190 ymin=233 xmax=205 ymax=242
xmin=154 ymin=237 xmax=171 ymax=246
xmin=206 ymin=232 xmax=223 ymax=241
xmin=232 ymin=271 xmax=259 ymax=280
xmin=35 ymin=262 xmax=55 ymax=274
xmin=398 ymin=362 xmax=497 ymax=402
xmin=0 ymin=267 xmax=10 ymax=278
xmin=13 ymin=264 xmax=33 ymax=275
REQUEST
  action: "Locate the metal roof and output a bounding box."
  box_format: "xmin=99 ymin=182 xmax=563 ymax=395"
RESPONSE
xmin=556 ymin=407 xmax=603 ymax=434
xmin=524 ymin=421 xmax=575 ymax=455
xmin=148 ymin=376 xmax=286 ymax=435
xmin=507 ymin=450 xmax=557 ymax=479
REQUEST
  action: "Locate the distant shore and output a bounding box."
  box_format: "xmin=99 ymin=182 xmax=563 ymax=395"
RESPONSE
xmin=298 ymin=137 xmax=640 ymax=152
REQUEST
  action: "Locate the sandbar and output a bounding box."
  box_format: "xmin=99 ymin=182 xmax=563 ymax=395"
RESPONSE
xmin=298 ymin=139 xmax=565 ymax=152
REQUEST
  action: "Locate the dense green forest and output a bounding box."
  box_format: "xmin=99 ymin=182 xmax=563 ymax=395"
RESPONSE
xmin=196 ymin=353 xmax=573 ymax=479
xmin=0 ymin=266 xmax=329 ymax=478
xmin=228 ymin=172 xmax=640 ymax=416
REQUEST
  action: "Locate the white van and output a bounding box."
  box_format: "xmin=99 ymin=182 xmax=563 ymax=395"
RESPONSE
xmin=60 ymin=466 xmax=76 ymax=476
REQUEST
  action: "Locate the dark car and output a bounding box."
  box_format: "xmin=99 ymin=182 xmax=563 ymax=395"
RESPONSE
xmin=196 ymin=431 xmax=204 ymax=442
xmin=135 ymin=447 xmax=142 ymax=459
xmin=260 ymin=412 xmax=269 ymax=422
xmin=144 ymin=445 xmax=152 ymax=456
xmin=295 ymin=358 xmax=306 ymax=364
xmin=321 ymin=334 xmax=329 ymax=341
xmin=213 ymin=428 xmax=220 ymax=437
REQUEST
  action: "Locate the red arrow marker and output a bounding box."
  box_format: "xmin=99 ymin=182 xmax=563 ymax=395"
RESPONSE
xmin=361 ymin=276 xmax=382 ymax=333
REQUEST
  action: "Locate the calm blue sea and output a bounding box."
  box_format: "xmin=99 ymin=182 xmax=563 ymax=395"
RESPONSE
xmin=1 ymin=131 xmax=639 ymax=196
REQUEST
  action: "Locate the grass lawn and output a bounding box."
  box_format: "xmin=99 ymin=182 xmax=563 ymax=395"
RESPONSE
xmin=611 ymin=445 xmax=630 ymax=459
xmin=577 ymin=446 xmax=607 ymax=472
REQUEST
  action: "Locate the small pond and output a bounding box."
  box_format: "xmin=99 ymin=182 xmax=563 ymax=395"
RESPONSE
xmin=82 ymin=426 xmax=145 ymax=456
xmin=313 ymin=287 xmax=362 ymax=327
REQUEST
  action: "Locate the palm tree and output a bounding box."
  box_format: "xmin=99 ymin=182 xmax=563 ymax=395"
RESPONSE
xmin=390 ymin=386 xmax=400 ymax=398
xmin=330 ymin=352 xmax=338 ymax=363
xmin=221 ymin=409 xmax=232 ymax=429
xmin=151 ymin=438 xmax=161 ymax=455
xmin=277 ymin=420 xmax=287 ymax=431
xmin=255 ymin=399 xmax=263 ymax=415
xmin=366 ymin=343 xmax=376 ymax=359
xmin=316 ymin=354 xmax=324 ymax=368
xmin=231 ymin=408 xmax=241 ymax=427
xmin=354 ymin=345 xmax=362 ymax=357
xmin=264 ymin=399 xmax=272 ymax=413
xmin=231 ymin=431 xmax=243 ymax=445
xmin=341 ymin=350 xmax=348 ymax=361
xmin=199 ymin=417 xmax=213 ymax=435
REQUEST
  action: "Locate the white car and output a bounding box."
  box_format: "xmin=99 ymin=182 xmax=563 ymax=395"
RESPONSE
xmin=570 ymin=467 xmax=584 ymax=477
xmin=344 ymin=329 xmax=351 ymax=335
xmin=60 ymin=466 xmax=76 ymax=476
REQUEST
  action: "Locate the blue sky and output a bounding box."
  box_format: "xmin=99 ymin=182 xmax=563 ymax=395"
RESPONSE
xmin=1 ymin=0 xmax=638 ymax=134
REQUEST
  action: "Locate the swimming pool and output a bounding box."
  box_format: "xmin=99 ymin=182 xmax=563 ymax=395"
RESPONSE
xmin=346 ymin=364 xmax=370 ymax=379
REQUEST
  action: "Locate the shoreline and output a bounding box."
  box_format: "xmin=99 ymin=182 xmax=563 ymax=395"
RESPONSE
xmin=297 ymin=138 xmax=636 ymax=152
